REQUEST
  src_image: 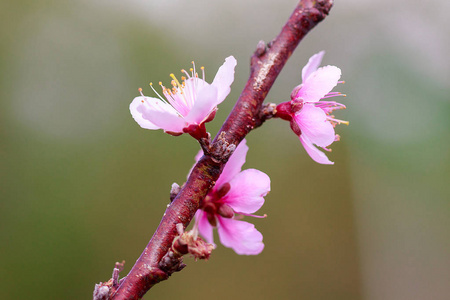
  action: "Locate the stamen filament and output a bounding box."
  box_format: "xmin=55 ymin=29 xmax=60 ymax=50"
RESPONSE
xmin=235 ymin=212 xmax=267 ymax=219
xmin=201 ymin=66 xmax=205 ymax=81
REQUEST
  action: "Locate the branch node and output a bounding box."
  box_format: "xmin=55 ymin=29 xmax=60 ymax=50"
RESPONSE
xmin=93 ymin=261 xmax=126 ymax=300
xmin=93 ymin=284 xmax=110 ymax=300
xmin=159 ymin=249 xmax=185 ymax=275
xmin=210 ymin=132 xmax=236 ymax=163
xmin=259 ymin=102 xmax=277 ymax=121
xmin=255 ymin=40 xmax=266 ymax=57
xmin=199 ymin=132 xmax=212 ymax=155
xmin=170 ymin=183 xmax=181 ymax=202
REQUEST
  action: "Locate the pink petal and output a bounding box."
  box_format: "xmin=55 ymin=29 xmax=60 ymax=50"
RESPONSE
xmin=195 ymin=210 xmax=214 ymax=245
xmin=211 ymin=56 xmax=237 ymax=104
xmin=294 ymin=105 xmax=335 ymax=147
xmin=296 ymin=65 xmax=341 ymax=103
xmin=129 ymin=96 xmax=161 ymax=130
xmin=302 ymin=51 xmax=325 ymax=82
xmin=224 ymin=169 xmax=270 ymax=214
xmin=185 ymin=84 xmax=218 ymax=124
xmin=217 ymin=217 xmax=264 ymax=255
xmin=143 ymin=107 xmax=188 ymax=134
xmin=300 ymin=134 xmax=334 ymax=165
xmin=130 ymin=96 xmax=187 ymax=133
xmin=215 ymin=139 xmax=248 ymax=189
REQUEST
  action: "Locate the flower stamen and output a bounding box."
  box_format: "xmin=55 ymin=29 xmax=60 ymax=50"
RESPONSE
xmin=235 ymin=212 xmax=268 ymax=219
xmin=201 ymin=66 xmax=205 ymax=81
xmin=148 ymin=82 xmax=169 ymax=104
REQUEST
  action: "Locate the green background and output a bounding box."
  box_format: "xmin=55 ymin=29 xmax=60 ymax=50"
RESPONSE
xmin=1 ymin=1 xmax=449 ymax=299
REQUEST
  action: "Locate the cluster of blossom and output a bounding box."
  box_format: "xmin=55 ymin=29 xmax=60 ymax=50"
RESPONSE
xmin=130 ymin=52 xmax=346 ymax=255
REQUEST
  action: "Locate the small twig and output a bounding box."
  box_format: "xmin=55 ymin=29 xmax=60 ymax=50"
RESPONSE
xmin=93 ymin=261 xmax=126 ymax=300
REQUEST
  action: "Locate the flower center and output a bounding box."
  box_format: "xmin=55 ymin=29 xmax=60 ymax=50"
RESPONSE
xmin=199 ymin=183 xmax=234 ymax=227
xmin=145 ymin=61 xmax=207 ymax=117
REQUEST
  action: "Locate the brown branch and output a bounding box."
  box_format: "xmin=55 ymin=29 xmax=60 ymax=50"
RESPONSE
xmin=105 ymin=1 xmax=333 ymax=299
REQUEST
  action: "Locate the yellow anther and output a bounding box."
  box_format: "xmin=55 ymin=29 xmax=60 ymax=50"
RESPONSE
xmin=189 ymin=68 xmax=193 ymax=72
xmin=138 ymin=87 xmax=142 ymax=92
xmin=201 ymin=66 xmax=204 ymax=70
xmin=149 ymin=82 xmax=153 ymax=86
xmin=159 ymin=81 xmax=162 ymax=85
xmin=170 ymin=73 xmax=183 ymax=89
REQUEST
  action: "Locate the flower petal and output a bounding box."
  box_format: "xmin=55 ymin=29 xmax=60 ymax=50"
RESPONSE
xmin=300 ymin=134 xmax=334 ymax=165
xmin=195 ymin=210 xmax=214 ymax=245
xmin=215 ymin=139 xmax=248 ymax=189
xmin=184 ymin=84 xmax=218 ymax=124
xmin=302 ymin=51 xmax=324 ymax=82
xmin=212 ymin=56 xmax=237 ymax=104
xmin=294 ymin=105 xmax=335 ymax=147
xmin=129 ymin=96 xmax=161 ymax=130
xmin=225 ymin=169 xmax=270 ymax=214
xmin=217 ymin=217 xmax=264 ymax=255
xmin=130 ymin=96 xmax=187 ymax=133
xmin=296 ymin=65 xmax=341 ymax=103
xmin=143 ymin=106 xmax=188 ymax=133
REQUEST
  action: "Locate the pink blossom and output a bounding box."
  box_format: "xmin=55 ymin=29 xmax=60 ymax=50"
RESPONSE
xmin=130 ymin=56 xmax=237 ymax=138
xmin=276 ymin=51 xmax=348 ymax=164
xmin=193 ymin=139 xmax=270 ymax=255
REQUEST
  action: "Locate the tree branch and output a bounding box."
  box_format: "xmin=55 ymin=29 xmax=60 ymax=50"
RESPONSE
xmin=103 ymin=1 xmax=333 ymax=299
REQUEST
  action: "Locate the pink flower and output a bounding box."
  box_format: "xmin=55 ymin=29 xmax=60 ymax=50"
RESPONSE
xmin=276 ymin=51 xmax=348 ymax=164
xmin=193 ymin=139 xmax=270 ymax=255
xmin=130 ymin=56 xmax=237 ymax=138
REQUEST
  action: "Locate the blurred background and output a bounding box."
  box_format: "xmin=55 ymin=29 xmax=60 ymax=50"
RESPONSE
xmin=1 ymin=0 xmax=449 ymax=299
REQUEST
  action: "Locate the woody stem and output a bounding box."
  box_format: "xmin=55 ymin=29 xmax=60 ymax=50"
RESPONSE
xmin=107 ymin=1 xmax=334 ymax=299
